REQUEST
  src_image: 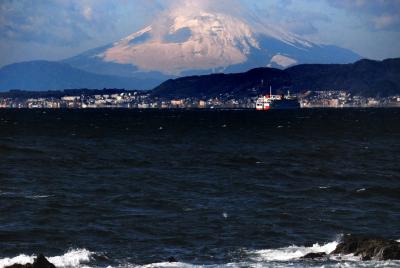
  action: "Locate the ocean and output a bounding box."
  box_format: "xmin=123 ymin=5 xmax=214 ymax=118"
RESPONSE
xmin=0 ymin=109 xmax=399 ymax=268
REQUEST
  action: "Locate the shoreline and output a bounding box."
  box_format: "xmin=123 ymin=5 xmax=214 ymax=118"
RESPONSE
xmin=2 ymin=235 xmax=400 ymax=268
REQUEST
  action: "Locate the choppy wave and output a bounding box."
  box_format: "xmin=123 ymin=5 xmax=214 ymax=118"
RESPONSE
xmin=0 ymin=191 xmax=53 ymax=199
xmin=130 ymin=260 xmax=400 ymax=268
xmin=249 ymin=241 xmax=338 ymax=262
xmin=1 ymin=110 xmax=400 ymax=268
xmin=127 ymin=238 xmax=400 ymax=268
xmin=1 ymin=243 xmax=400 ymax=268
xmin=25 ymin=195 xmax=53 ymax=199
xmin=135 ymin=263 xmax=400 ymax=268
xmin=0 ymin=249 xmax=93 ymax=268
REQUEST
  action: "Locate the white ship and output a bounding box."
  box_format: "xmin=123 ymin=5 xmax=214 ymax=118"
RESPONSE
xmin=256 ymin=87 xmax=300 ymax=110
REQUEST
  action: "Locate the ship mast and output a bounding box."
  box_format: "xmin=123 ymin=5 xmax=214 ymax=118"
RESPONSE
xmin=270 ymin=86 xmax=272 ymax=98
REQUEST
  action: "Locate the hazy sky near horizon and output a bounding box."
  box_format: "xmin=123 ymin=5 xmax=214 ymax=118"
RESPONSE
xmin=0 ymin=0 xmax=399 ymax=66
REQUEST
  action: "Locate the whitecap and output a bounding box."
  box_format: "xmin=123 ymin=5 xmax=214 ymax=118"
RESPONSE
xmin=3 ymin=244 xmax=400 ymax=268
xmin=250 ymin=241 xmax=338 ymax=262
xmin=25 ymin=195 xmax=53 ymax=199
xmin=0 ymin=191 xmax=10 ymax=196
xmin=132 ymin=262 xmax=188 ymax=268
xmin=119 ymin=259 xmax=400 ymax=268
xmin=48 ymin=249 xmax=93 ymax=267
xmin=0 ymin=254 xmax=35 ymax=268
xmin=0 ymin=249 xmax=93 ymax=268
xmin=108 ymin=257 xmax=400 ymax=268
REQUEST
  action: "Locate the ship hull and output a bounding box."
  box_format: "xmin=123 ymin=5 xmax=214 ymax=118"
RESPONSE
xmin=256 ymin=94 xmax=300 ymax=110
xmin=269 ymin=99 xmax=300 ymax=109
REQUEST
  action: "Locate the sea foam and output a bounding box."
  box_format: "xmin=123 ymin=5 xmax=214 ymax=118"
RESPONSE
xmin=128 ymin=239 xmax=400 ymax=268
xmin=0 ymin=249 xmax=93 ymax=268
xmin=250 ymin=241 xmax=338 ymax=262
xmin=2 ymin=242 xmax=400 ymax=268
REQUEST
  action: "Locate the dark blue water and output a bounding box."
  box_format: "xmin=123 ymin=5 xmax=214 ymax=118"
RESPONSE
xmin=0 ymin=109 xmax=399 ymax=268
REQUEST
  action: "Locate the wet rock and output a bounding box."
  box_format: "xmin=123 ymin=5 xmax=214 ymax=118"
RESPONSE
xmin=32 ymin=254 xmax=56 ymax=268
xmin=167 ymin=256 xmax=178 ymax=263
xmin=331 ymin=234 xmax=400 ymax=261
xmin=5 ymin=254 xmax=55 ymax=268
xmin=301 ymin=252 xmax=327 ymax=259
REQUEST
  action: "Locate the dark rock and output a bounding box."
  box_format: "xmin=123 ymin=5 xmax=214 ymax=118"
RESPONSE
xmin=32 ymin=254 xmax=56 ymax=268
xmin=5 ymin=254 xmax=55 ymax=268
xmin=331 ymin=234 xmax=400 ymax=261
xmin=301 ymin=252 xmax=327 ymax=259
xmin=167 ymin=256 xmax=178 ymax=263
xmin=362 ymin=255 xmax=372 ymax=261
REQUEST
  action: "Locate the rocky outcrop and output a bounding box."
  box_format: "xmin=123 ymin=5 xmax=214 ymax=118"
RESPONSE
xmin=167 ymin=256 xmax=178 ymax=263
xmin=301 ymin=252 xmax=327 ymax=259
xmin=331 ymin=234 xmax=400 ymax=261
xmin=299 ymin=235 xmax=400 ymax=261
xmin=5 ymin=254 xmax=56 ymax=268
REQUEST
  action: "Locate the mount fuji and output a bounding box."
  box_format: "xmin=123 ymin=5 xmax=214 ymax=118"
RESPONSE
xmin=64 ymin=9 xmax=360 ymax=81
xmin=0 ymin=7 xmax=361 ymax=91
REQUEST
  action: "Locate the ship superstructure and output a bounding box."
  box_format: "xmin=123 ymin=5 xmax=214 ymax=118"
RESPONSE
xmin=256 ymin=86 xmax=300 ymax=110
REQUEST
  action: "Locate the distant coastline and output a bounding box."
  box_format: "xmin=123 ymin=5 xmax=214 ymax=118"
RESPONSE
xmin=1 ymin=58 xmax=400 ymax=109
xmin=1 ymin=88 xmax=399 ymax=109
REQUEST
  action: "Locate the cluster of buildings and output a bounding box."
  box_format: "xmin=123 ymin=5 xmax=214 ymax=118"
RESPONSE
xmin=300 ymin=91 xmax=400 ymax=108
xmin=1 ymin=89 xmax=400 ymax=109
xmin=0 ymin=91 xmax=256 ymax=109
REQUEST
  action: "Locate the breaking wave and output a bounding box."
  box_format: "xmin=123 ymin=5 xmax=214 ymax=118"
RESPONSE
xmin=1 ymin=242 xmax=400 ymax=268
xmin=249 ymin=241 xmax=338 ymax=262
xmin=126 ymin=238 xmax=400 ymax=268
xmin=0 ymin=249 xmax=93 ymax=268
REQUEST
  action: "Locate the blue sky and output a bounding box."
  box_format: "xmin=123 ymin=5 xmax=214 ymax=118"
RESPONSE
xmin=0 ymin=0 xmax=399 ymax=66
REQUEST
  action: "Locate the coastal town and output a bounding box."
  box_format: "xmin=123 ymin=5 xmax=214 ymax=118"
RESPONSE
xmin=1 ymin=89 xmax=400 ymax=109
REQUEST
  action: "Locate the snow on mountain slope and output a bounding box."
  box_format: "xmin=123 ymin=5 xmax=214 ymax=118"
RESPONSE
xmin=64 ymin=5 xmax=361 ymax=78
xmin=269 ymin=54 xmax=298 ymax=68
xmin=100 ymin=12 xmax=260 ymax=75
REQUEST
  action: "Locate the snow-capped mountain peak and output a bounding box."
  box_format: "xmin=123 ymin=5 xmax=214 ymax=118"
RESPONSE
xmin=65 ymin=7 xmax=360 ymax=78
xmin=101 ymin=11 xmax=261 ymax=75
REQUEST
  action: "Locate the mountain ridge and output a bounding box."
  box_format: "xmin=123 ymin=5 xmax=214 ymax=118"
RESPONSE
xmin=1 ymin=58 xmax=398 ymax=96
xmin=152 ymin=58 xmax=400 ymax=98
xmin=0 ymin=9 xmax=362 ymax=91
xmin=0 ymin=61 xmax=162 ymax=91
